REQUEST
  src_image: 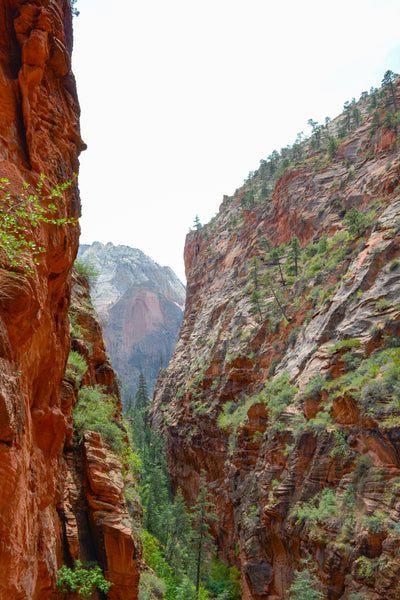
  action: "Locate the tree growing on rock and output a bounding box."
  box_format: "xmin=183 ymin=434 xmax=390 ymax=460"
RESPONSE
xmin=327 ymin=135 xmax=339 ymax=158
xmin=268 ymin=246 xmax=286 ymax=285
xmin=288 ymin=236 xmax=301 ymax=277
xmin=382 ymin=70 xmax=398 ymax=111
xmin=262 ymin=273 xmax=290 ymax=323
xmin=351 ymin=105 xmax=361 ymax=129
xmin=193 ymin=215 xmax=202 ymax=231
xmin=191 ymin=471 xmax=218 ymax=598
xmin=288 ymin=563 xmax=325 ymax=600
xmin=344 ymin=207 xmax=371 ymax=237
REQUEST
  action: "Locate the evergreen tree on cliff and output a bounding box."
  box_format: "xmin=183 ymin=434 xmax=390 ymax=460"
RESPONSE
xmin=191 ymin=472 xmax=217 ymax=598
xmin=382 ymin=69 xmax=398 ymax=111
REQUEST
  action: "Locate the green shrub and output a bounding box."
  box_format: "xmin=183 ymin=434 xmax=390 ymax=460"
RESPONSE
xmin=0 ymin=175 xmax=77 ymax=274
xmin=299 ymin=374 xmax=326 ymax=401
xmin=343 ymin=207 xmax=371 ymax=236
xmin=139 ymin=571 xmax=166 ymax=600
xmin=330 ymin=429 xmax=351 ymax=458
xmin=218 ymin=374 xmax=296 ymax=443
xmin=288 ymin=327 xmax=302 ymax=347
xmin=141 ymin=529 xmax=178 ymax=598
xmin=66 ymin=350 xmax=87 ymax=384
xmin=69 ymin=307 xmax=84 ymax=339
xmin=73 ymin=385 xmax=125 ymax=453
xmin=258 ymin=373 xmax=297 ymax=423
xmin=202 ymin=559 xmax=241 ymax=600
xmin=56 ymin=560 xmax=112 ymax=598
xmin=122 ymin=445 xmax=141 ymax=480
xmin=306 ymin=410 xmax=333 ymax=433
xmin=341 ymin=350 xmax=364 ymax=371
xmin=354 ymin=555 xmax=374 ymax=579
xmin=291 ymin=488 xmax=338 ymax=528
xmin=361 ymin=511 xmax=387 ymax=533
xmin=74 ymin=257 xmax=99 ymax=288
xmin=375 ymin=298 xmax=391 ymax=312
xmin=328 ymin=339 xmax=361 ymax=354
xmin=217 ymin=399 xmax=249 ymax=434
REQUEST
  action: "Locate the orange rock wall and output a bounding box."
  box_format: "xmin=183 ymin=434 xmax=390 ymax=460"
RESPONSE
xmin=60 ymin=271 xmax=141 ymax=600
xmin=0 ymin=1 xmax=83 ymax=597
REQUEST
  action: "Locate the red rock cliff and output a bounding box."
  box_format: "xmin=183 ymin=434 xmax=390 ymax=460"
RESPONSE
xmin=0 ymin=1 xmax=81 ymax=597
xmin=0 ymin=3 xmax=141 ymax=598
xmin=152 ymin=84 xmax=400 ymax=599
xmin=60 ymin=270 xmax=141 ymax=600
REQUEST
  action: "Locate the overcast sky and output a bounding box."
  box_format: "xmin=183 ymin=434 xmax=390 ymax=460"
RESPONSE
xmin=72 ymin=0 xmax=400 ymax=282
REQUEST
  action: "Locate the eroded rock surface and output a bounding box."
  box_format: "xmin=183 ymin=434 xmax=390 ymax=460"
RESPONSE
xmin=60 ymin=270 xmax=141 ymax=600
xmin=0 ymin=1 xmax=83 ymax=597
xmin=152 ymin=83 xmax=400 ymax=599
xmin=78 ymin=242 xmax=185 ymax=397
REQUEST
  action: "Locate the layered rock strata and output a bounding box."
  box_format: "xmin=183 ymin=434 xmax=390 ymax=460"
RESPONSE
xmin=78 ymin=242 xmax=185 ymax=398
xmin=0 ymin=0 xmax=84 ymax=597
xmin=152 ymin=83 xmax=400 ymax=599
xmin=60 ymin=270 xmax=141 ymax=600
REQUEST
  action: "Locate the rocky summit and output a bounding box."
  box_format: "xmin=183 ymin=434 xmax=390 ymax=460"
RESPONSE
xmin=78 ymin=241 xmax=186 ymax=398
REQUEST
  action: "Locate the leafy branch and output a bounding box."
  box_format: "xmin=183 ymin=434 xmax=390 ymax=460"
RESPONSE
xmin=0 ymin=174 xmax=77 ymax=274
xmin=56 ymin=560 xmax=112 ymax=598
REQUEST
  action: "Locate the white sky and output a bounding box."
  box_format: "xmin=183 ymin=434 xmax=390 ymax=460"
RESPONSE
xmin=72 ymin=0 xmax=400 ymax=283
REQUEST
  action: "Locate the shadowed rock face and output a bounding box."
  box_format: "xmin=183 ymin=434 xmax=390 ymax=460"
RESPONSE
xmin=60 ymin=270 xmax=141 ymax=600
xmin=152 ymin=83 xmax=400 ymax=599
xmin=0 ymin=0 xmax=84 ymax=597
xmin=78 ymin=242 xmax=186 ymax=398
xmin=0 ymin=3 xmax=140 ymax=597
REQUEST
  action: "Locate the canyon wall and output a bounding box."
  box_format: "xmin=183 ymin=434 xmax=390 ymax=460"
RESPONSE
xmin=0 ymin=0 xmax=83 ymax=597
xmin=0 ymin=2 xmax=140 ymax=597
xmin=78 ymin=242 xmax=185 ymax=398
xmin=61 ymin=270 xmax=141 ymax=600
xmin=152 ymin=83 xmax=400 ymax=599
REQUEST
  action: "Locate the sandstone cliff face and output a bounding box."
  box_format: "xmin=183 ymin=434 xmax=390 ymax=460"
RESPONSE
xmin=0 ymin=1 xmax=84 ymax=597
xmin=60 ymin=270 xmax=141 ymax=600
xmin=78 ymin=242 xmax=185 ymax=398
xmin=152 ymin=84 xmax=400 ymax=599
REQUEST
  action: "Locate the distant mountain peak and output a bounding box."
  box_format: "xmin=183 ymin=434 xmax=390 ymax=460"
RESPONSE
xmin=78 ymin=242 xmax=186 ymax=398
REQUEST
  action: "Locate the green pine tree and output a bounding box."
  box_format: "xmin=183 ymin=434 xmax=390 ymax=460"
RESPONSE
xmin=288 ymin=236 xmax=301 ymax=277
xmin=268 ymin=246 xmax=286 ymax=285
xmin=288 ymin=562 xmax=325 ymax=600
xmin=382 ymin=69 xmax=398 ymax=112
xmin=191 ymin=472 xmax=218 ymax=598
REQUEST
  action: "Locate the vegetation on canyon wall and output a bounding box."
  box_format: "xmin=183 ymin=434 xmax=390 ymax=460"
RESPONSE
xmin=124 ymin=374 xmax=241 ymax=600
xmin=0 ymin=175 xmax=77 ymax=273
xmin=56 ymin=560 xmax=112 ymax=598
xmin=150 ymin=71 xmax=400 ymax=599
xmin=20 ymin=64 xmax=399 ymax=599
xmin=58 ymin=270 xmax=141 ymax=598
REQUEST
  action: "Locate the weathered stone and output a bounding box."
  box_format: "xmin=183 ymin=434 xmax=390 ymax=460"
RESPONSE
xmin=151 ymin=81 xmax=400 ymax=599
xmin=0 ymin=1 xmax=83 ymax=597
xmin=78 ymin=242 xmax=185 ymax=397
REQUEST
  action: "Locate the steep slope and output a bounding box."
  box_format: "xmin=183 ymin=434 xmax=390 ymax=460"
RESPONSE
xmin=152 ymin=81 xmax=400 ymax=599
xmin=0 ymin=0 xmax=84 ymax=597
xmin=78 ymin=242 xmax=185 ymax=397
xmin=60 ymin=270 xmax=141 ymax=600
